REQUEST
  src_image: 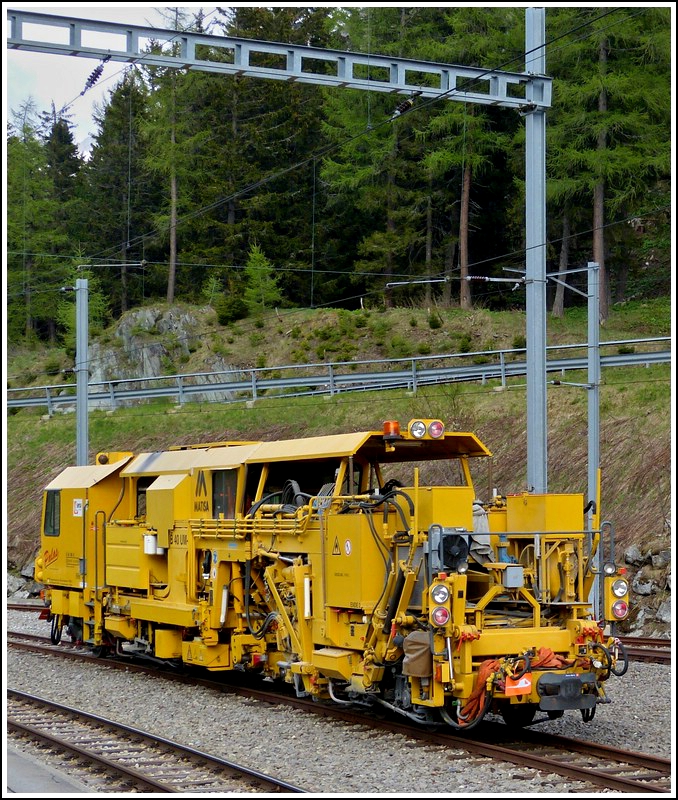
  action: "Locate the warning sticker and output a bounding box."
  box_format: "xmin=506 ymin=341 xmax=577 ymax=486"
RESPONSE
xmin=332 ymin=537 xmax=341 ymax=555
xmin=505 ymin=674 xmax=532 ymax=696
xmin=344 ymin=539 xmax=352 ymax=556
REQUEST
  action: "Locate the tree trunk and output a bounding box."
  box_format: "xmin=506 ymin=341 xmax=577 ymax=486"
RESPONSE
xmin=459 ymin=162 xmax=472 ymax=310
xmin=424 ymin=193 xmax=433 ymax=306
xmin=594 ymin=38 xmax=609 ymax=322
xmin=167 ymin=163 xmax=177 ymax=304
xmin=166 ymin=91 xmax=178 ymax=304
xmin=551 ymin=210 xmax=570 ymax=318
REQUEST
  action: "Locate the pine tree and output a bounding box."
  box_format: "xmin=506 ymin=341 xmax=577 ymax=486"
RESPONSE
xmin=243 ymin=244 xmax=282 ymax=315
xmin=82 ymin=69 xmax=157 ymax=314
xmin=545 ymin=7 xmax=671 ymax=319
xmin=6 ymin=102 xmax=72 ymax=343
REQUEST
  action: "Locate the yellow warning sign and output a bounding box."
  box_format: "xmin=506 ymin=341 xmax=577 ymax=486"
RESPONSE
xmin=332 ymin=537 xmax=341 ymax=555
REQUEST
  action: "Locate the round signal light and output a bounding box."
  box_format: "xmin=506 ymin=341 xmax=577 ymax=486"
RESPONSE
xmin=603 ymin=562 xmax=617 ymax=575
xmin=612 ymin=579 xmax=628 ymax=598
xmin=611 ymin=600 xmax=629 ymax=619
xmin=410 ymin=420 xmax=427 ymax=438
xmin=431 ymin=584 xmax=450 ymax=604
xmin=431 ymin=606 xmax=451 ymax=626
xmin=383 ymin=420 xmax=401 ymax=439
xmin=428 ymin=420 xmax=445 ymax=439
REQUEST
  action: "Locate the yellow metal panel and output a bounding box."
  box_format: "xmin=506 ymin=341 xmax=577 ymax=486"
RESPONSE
xmin=325 ymin=516 xmax=385 ymax=610
xmin=122 ymin=444 xmax=262 ymax=476
xmin=246 ymin=432 xmax=373 ymax=462
xmin=105 ymin=526 xmax=148 ymax=589
xmin=122 ymin=450 xmax=198 ymax=475
xmin=313 ymin=647 xmax=356 ymax=680
xmin=104 ymin=615 xmax=137 ymax=640
xmin=190 ymin=444 xmax=262 ymax=469
xmin=413 ymin=486 xmax=475 ymax=530
xmin=146 ymin=474 xmax=191 ymax=539
xmin=130 ymin=599 xmax=199 ymax=626
xmin=470 ymin=627 xmax=573 ymax=656
xmin=44 ymin=457 xmax=131 ymax=489
xmin=42 ymin=487 xmax=87 ymax=587
xmin=182 ymin=639 xmax=231 ymax=669
xmin=506 ymin=493 xmax=584 ymax=532
xmin=69 ymin=592 xmax=83 ymax=617
xmin=154 ymin=628 xmax=183 ymax=658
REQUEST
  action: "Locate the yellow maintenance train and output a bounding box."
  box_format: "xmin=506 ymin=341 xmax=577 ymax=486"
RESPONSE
xmin=35 ymin=418 xmax=629 ymax=729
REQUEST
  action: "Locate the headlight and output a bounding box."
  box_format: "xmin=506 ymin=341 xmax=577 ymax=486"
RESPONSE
xmin=428 ymin=420 xmax=445 ymax=438
xmin=612 ymin=600 xmax=629 ymax=619
xmin=431 ymin=606 xmax=450 ymax=626
xmin=431 ymin=584 xmax=450 ymax=604
xmin=410 ymin=420 xmax=427 ymax=438
xmin=603 ymin=562 xmax=617 ymax=575
xmin=612 ymin=579 xmax=628 ymax=598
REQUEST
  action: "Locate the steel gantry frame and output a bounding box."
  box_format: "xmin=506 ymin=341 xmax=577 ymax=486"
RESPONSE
xmin=7 ymin=7 xmax=551 ymax=491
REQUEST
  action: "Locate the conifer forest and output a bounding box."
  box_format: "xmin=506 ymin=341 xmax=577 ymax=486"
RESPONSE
xmin=6 ymin=6 xmax=671 ymax=347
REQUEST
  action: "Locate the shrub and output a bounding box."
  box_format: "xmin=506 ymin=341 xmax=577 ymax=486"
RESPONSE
xmin=428 ymin=313 xmax=442 ymax=330
xmin=457 ymin=333 xmax=473 ymax=353
xmin=215 ymin=295 xmax=248 ymax=325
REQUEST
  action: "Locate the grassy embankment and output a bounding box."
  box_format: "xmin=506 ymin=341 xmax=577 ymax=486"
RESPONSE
xmin=6 ymin=297 xmax=671 ymax=569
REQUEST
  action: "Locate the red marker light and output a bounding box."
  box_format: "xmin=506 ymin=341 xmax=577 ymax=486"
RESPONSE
xmin=428 ymin=420 xmax=445 ymax=438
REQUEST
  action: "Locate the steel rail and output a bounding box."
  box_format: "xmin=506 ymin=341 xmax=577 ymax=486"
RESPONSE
xmin=7 ymin=640 xmax=671 ymax=793
xmin=8 ymin=688 xmax=306 ymax=793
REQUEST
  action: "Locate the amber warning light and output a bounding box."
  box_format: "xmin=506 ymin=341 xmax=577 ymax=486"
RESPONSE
xmin=383 ymin=420 xmax=401 ymax=440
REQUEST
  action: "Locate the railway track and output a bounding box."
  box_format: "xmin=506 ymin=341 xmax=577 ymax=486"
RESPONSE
xmin=7 ymin=689 xmax=305 ymax=794
xmin=8 ymin=632 xmax=671 ymax=793
xmin=620 ymin=635 xmax=671 ymax=665
xmin=460 ymin=722 xmax=672 ymax=793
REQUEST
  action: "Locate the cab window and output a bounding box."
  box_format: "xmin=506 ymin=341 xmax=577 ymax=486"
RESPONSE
xmin=44 ymin=490 xmax=60 ymax=537
xmin=213 ymin=470 xmax=237 ymax=518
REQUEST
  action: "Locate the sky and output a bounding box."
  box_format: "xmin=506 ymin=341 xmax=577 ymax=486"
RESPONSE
xmin=4 ymin=3 xmax=224 ymax=152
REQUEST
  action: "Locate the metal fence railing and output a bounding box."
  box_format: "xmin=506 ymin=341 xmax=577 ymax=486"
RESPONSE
xmin=6 ymin=337 xmax=670 ymax=414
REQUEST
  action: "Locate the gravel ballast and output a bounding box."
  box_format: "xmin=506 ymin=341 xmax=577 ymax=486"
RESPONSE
xmin=6 ymin=610 xmax=672 ymax=794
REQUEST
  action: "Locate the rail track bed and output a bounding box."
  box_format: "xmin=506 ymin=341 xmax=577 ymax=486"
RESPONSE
xmin=8 ymin=689 xmax=305 ymax=794
xmin=8 ymin=631 xmax=671 ymax=793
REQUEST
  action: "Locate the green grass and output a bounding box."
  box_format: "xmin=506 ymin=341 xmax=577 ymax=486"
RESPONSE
xmin=6 ymin=296 xmax=671 ymax=390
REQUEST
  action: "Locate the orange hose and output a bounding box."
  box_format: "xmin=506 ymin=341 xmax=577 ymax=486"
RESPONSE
xmin=530 ymin=646 xmax=574 ymax=669
xmin=458 ymin=658 xmax=499 ymax=723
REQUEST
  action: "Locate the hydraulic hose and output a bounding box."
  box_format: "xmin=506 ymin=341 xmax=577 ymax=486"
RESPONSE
xmin=610 ymin=638 xmax=629 ymax=676
xmin=440 ymin=690 xmax=492 ymax=731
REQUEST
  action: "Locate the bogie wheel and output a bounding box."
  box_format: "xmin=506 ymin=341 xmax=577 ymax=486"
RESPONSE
xmin=91 ymin=635 xmax=115 ymax=658
xmin=50 ymin=614 xmax=63 ymax=645
xmin=500 ymin=702 xmax=537 ymax=728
